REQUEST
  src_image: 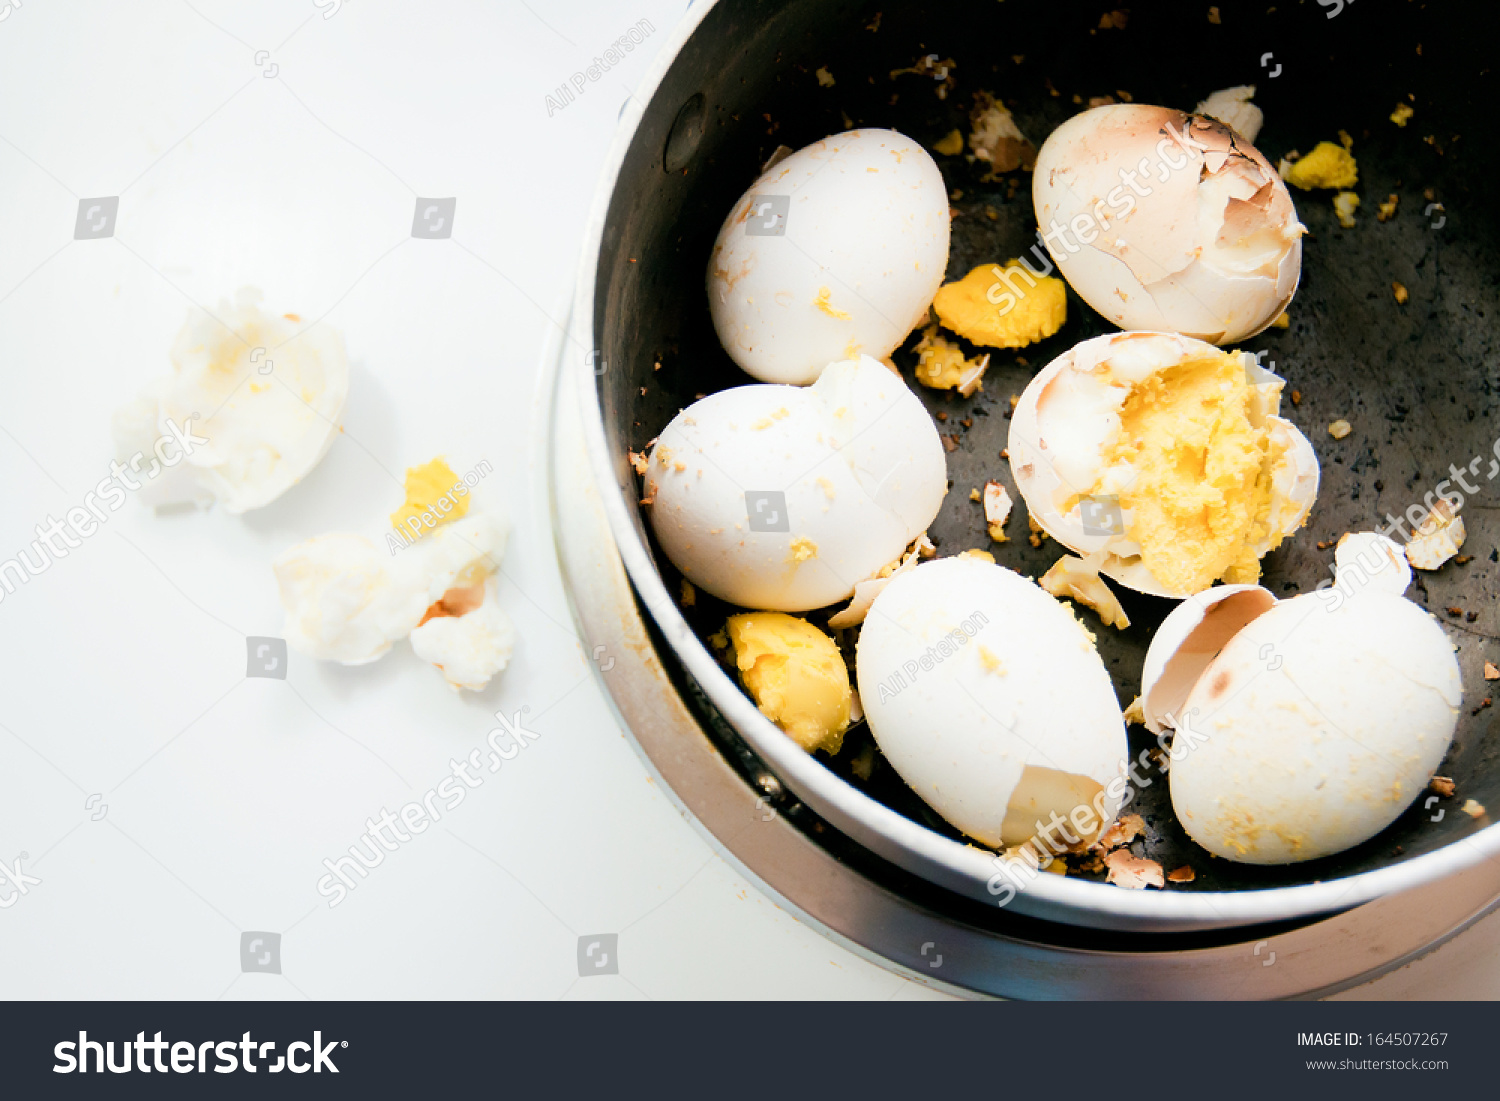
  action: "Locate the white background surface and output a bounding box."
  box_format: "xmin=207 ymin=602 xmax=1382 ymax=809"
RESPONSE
xmin=0 ymin=0 xmax=1494 ymax=1000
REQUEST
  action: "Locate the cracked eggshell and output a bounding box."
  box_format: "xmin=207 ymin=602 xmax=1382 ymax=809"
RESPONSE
xmin=708 ymin=130 xmax=950 ymax=385
xmin=1169 ymin=589 xmax=1462 ymax=864
xmin=1140 ymin=584 xmax=1277 ymax=735
xmin=856 ymin=556 xmax=1128 ymax=850
xmin=1033 ymin=106 xmax=1303 ymax=344
xmin=1007 ymin=331 xmax=1319 ymax=597
xmin=647 ymin=356 xmax=945 ymax=611
xmin=157 ymin=289 xmax=349 ymax=513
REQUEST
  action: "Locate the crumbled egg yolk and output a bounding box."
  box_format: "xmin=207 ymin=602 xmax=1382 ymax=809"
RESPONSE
xmin=1282 ymin=141 xmax=1359 ymax=190
xmin=727 ymin=612 xmax=852 ymax=754
xmin=912 ymin=324 xmax=988 ymax=391
xmin=931 ymin=262 xmax=1066 ymax=349
xmin=1096 ymin=351 xmax=1276 ymax=594
xmin=813 ymin=286 xmax=852 ymax=320
xmin=1333 ymin=191 xmax=1360 ymax=228
xmin=933 ymin=128 xmax=965 ymax=156
xmin=391 ymin=457 xmax=469 ymax=532
xmin=787 ymin=535 xmax=818 ymax=563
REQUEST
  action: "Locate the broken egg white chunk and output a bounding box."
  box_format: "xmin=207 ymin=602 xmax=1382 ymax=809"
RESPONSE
xmin=124 ymin=289 xmax=350 ymax=513
xmin=646 ymin=356 xmax=946 ymax=611
xmin=708 ymin=129 xmax=950 ymax=384
xmin=1033 ymin=105 xmax=1303 ymax=344
xmin=274 ymin=511 xmax=513 ymax=690
xmin=409 ymin=577 xmax=515 ymax=691
xmin=1008 ymin=331 xmax=1319 ymax=598
xmin=856 ymin=556 xmax=1129 ymax=851
xmin=1165 ymin=549 xmax=1461 ymax=864
xmin=273 ymin=532 xmax=429 ymax=665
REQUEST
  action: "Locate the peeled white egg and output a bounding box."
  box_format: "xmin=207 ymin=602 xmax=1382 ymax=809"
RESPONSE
xmin=707 ymin=129 xmax=950 ymax=384
xmin=1008 ymin=331 xmax=1319 ymax=598
xmin=857 ymin=556 xmax=1129 ymax=851
xmin=1157 ymin=537 xmax=1462 ymax=864
xmin=1033 ymin=105 xmax=1303 ymax=344
xmin=116 ymin=289 xmax=350 ymax=513
xmin=646 ymin=356 xmax=945 ymax=611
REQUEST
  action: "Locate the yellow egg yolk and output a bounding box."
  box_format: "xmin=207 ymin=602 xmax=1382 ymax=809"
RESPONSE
xmin=931 ymin=261 xmax=1066 ymax=349
xmin=727 ymin=612 xmax=851 ymax=754
xmin=1283 ymin=141 xmax=1358 ymax=190
xmin=1096 ymin=351 xmax=1275 ymax=595
xmin=912 ymin=324 xmax=987 ymax=390
xmin=391 ymin=457 xmax=469 ymax=533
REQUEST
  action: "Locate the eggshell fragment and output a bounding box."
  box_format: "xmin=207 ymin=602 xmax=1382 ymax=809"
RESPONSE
xmin=1334 ymin=531 xmax=1411 ymax=597
xmin=708 ymin=130 xmax=950 ymax=384
xmin=647 ymin=356 xmax=946 ymax=611
xmin=1032 ymin=105 xmax=1303 ymax=344
xmin=856 ymin=557 xmax=1128 ymax=850
xmin=1168 ymin=589 xmax=1462 ymax=864
xmin=1139 ymin=584 xmax=1277 ymax=735
xmin=1405 ymin=499 xmax=1466 ymax=570
xmin=1194 ymin=85 xmax=1263 ymax=142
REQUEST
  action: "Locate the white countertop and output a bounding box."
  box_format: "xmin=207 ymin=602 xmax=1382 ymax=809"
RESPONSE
xmin=0 ymin=0 xmax=1494 ymax=1001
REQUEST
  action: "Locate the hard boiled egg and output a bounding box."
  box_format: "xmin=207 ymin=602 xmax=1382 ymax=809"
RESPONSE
xmin=1008 ymin=331 xmax=1319 ymax=598
xmin=1032 ymin=105 xmax=1303 ymax=344
xmin=1151 ymin=534 xmax=1461 ymax=864
xmin=856 ymin=556 xmax=1129 ymax=851
xmin=646 ymin=356 xmax=945 ymax=611
xmin=707 ymin=130 xmax=950 ymax=384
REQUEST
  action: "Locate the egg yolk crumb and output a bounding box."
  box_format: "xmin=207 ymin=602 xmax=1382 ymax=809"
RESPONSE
xmin=391 ymin=457 xmax=470 ymax=533
xmin=1282 ymin=141 xmax=1358 ymax=190
xmin=911 ymin=323 xmax=989 ymax=393
xmin=1097 ymin=351 xmax=1276 ymax=595
xmin=933 ymin=128 xmax=965 ymax=156
xmin=813 ymin=286 xmax=852 ymax=320
xmin=932 ymin=262 xmax=1066 ymax=349
xmin=727 ymin=612 xmax=851 ymax=754
xmin=787 ymin=535 xmax=818 ymax=563
xmin=1333 ymin=191 xmax=1360 ymax=228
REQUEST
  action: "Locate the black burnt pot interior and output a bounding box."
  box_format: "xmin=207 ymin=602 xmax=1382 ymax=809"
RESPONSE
xmin=595 ymin=0 xmax=1500 ymax=900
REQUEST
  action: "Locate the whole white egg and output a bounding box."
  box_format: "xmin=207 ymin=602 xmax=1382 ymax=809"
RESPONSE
xmin=645 ymin=356 xmax=945 ymax=611
xmin=857 ymin=556 xmax=1129 ymax=851
xmin=1168 ymin=587 xmax=1462 ymax=864
xmin=1032 ymin=105 xmax=1303 ymax=344
xmin=707 ymin=129 xmax=950 ymax=385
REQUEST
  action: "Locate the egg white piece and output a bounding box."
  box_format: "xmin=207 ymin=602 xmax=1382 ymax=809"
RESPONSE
xmin=274 ymin=511 xmax=513 ymax=689
xmin=857 ymin=556 xmax=1129 ymax=850
xmin=1008 ymin=331 xmax=1319 ymax=597
xmin=409 ymin=577 xmax=515 ymax=691
xmin=273 ymin=533 xmax=430 ymax=665
xmin=1168 ymin=586 xmax=1461 ymax=864
xmin=1033 ymin=105 xmax=1303 ymax=344
xmin=707 ymin=129 xmax=950 ymax=384
xmin=122 ymin=289 xmax=350 ymax=513
xmin=646 ymin=356 xmax=946 ymax=611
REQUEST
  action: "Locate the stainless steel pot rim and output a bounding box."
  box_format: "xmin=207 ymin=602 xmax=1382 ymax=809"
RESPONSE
xmin=569 ymin=0 xmax=1500 ymax=931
